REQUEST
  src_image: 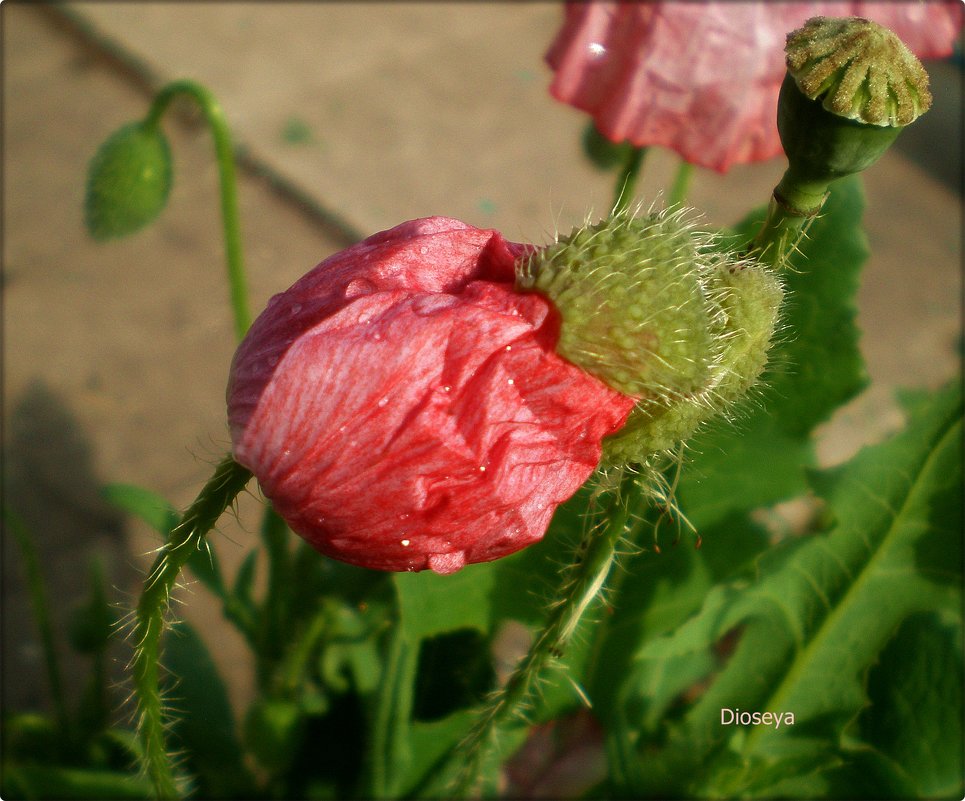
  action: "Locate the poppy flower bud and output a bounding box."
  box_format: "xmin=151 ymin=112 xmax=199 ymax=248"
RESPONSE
xmin=227 ymin=217 xmax=636 ymax=574
xmin=85 ymin=122 xmax=172 ymax=240
xmin=229 ymin=215 xmax=781 ymax=573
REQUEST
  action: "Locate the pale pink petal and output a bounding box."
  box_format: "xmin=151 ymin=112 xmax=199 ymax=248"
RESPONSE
xmin=547 ymin=1 xmax=961 ymax=172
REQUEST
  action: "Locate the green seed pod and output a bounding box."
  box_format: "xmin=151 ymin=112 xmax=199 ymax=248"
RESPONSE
xmin=85 ymin=121 xmax=172 ymax=240
xmin=777 ymin=16 xmax=932 ymax=207
xmin=519 ymin=208 xmax=783 ymax=466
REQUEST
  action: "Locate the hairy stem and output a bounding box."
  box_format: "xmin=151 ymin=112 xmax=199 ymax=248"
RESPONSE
xmin=750 ymin=166 xmax=831 ymax=269
xmin=143 ymin=80 xmax=251 ymax=339
xmin=131 ymin=455 xmax=252 ymax=799
xmin=443 ymin=471 xmax=642 ymax=798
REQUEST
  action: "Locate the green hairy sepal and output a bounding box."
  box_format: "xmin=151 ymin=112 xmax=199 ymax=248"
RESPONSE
xmin=518 ymin=207 xmax=783 ymax=465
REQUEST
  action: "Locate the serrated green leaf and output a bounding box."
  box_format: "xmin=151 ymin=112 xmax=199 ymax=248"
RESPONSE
xmin=680 ymin=177 xmax=869 ymax=529
xmin=837 ymin=612 xmax=964 ymax=798
xmin=621 ymin=381 xmax=962 ymax=797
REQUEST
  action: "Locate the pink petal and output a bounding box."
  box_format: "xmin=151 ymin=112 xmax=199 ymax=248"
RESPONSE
xmin=546 ymin=1 xmax=962 ymax=172
xmin=227 ymin=218 xmax=635 ymax=573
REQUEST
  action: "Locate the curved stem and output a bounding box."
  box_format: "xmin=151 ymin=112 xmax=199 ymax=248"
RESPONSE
xmin=131 ymin=455 xmax=252 ymax=798
xmin=442 ymin=471 xmax=643 ymax=798
xmin=143 ymin=80 xmax=251 ymax=339
xmin=612 ymin=147 xmax=647 ymax=214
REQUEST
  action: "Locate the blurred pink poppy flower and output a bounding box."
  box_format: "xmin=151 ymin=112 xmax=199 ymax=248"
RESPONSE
xmin=227 ymin=217 xmax=635 ymax=575
xmin=546 ymin=1 xmax=962 ymax=172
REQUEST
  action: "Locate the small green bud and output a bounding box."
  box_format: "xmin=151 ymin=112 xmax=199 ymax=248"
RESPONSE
xmin=777 ymin=16 xmax=932 ymax=203
xmin=85 ymin=121 xmax=172 ymax=240
xmin=519 ymin=208 xmax=783 ymax=465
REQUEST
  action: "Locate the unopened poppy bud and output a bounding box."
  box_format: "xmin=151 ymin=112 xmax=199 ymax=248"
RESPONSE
xmin=776 ymin=16 xmax=932 ymax=211
xmin=228 ymin=217 xmax=636 ymax=575
xmin=230 ymin=214 xmax=782 ymax=573
xmin=85 ymin=121 xmax=172 ymax=240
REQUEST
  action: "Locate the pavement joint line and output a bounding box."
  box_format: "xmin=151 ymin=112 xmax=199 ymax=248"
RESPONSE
xmin=37 ymin=2 xmax=366 ymax=248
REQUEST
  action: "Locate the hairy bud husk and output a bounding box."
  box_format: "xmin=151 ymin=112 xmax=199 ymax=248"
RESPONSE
xmin=519 ymin=209 xmax=783 ymax=465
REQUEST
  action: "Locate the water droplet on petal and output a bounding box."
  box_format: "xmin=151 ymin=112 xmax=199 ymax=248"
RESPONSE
xmin=587 ymin=41 xmax=607 ymax=59
xmin=378 ymin=396 xmax=389 ymax=407
xmin=345 ymin=277 xmax=376 ymax=298
xmin=428 ymin=551 xmax=466 ymax=575
xmin=290 ymin=303 xmax=302 ymax=315
xmin=507 ymin=378 xmax=515 ymax=386
xmin=401 ymin=539 xmax=411 ymax=547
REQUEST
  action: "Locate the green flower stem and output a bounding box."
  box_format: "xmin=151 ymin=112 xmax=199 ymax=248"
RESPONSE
xmin=257 ymin=507 xmax=292 ymax=690
xmin=612 ymin=146 xmax=647 ymax=214
xmin=750 ymin=167 xmax=831 ymax=270
xmin=668 ymin=161 xmax=694 ymax=208
xmin=446 ymin=472 xmax=642 ymax=798
xmin=143 ymin=80 xmax=251 ymax=340
xmin=4 ymin=508 xmax=71 ymax=741
xmin=131 ymin=455 xmax=252 ymax=799
xmin=370 ymin=622 xmax=412 ymax=800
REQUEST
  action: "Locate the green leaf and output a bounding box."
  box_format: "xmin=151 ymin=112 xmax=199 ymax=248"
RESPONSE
xmin=581 ymin=121 xmax=636 ymax=171
xmin=1 ymin=764 xmax=154 ymax=800
xmin=101 ymin=483 xmax=177 ymax=535
xmin=243 ymin=698 xmax=304 ymax=775
xmin=233 ymin=548 xmax=258 ymax=607
xmin=67 ymin=560 xmax=113 ymax=655
xmin=394 ymin=563 xmax=495 ymax=643
xmin=621 ymin=381 xmax=962 ymax=797
xmin=85 ymin=121 xmax=172 ymax=240
xmin=680 ymin=177 xmax=869 ymax=529
xmin=163 ymin=621 xmax=250 ymax=797
xmin=103 ymin=482 xmax=228 ymax=599
xmin=833 ymin=612 xmax=964 ymax=799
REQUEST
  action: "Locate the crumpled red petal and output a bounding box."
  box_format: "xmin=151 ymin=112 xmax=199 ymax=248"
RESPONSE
xmin=227 ymin=217 xmax=635 ymax=574
xmin=546 ymin=1 xmax=962 ymax=172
